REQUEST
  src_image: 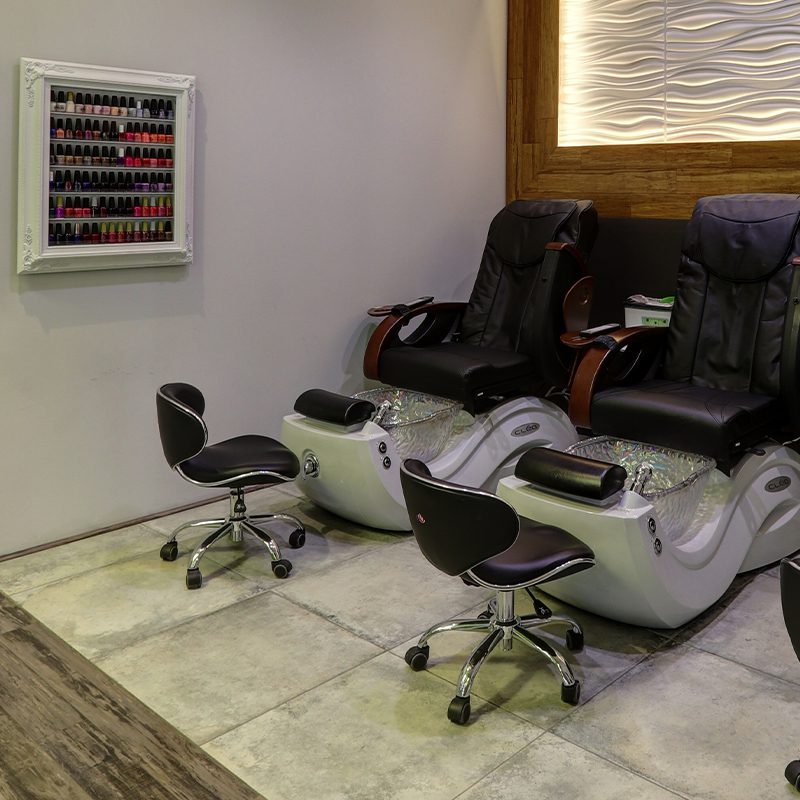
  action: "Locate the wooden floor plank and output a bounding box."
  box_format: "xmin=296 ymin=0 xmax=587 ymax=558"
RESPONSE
xmin=0 ymin=592 xmax=264 ymax=800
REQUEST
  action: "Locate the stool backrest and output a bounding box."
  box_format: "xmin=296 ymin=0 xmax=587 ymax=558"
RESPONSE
xmin=156 ymin=382 xmax=208 ymax=468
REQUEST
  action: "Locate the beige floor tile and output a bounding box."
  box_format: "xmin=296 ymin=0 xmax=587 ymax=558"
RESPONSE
xmin=15 ymin=550 xmax=264 ymax=660
xmin=677 ymin=572 xmax=800 ymax=684
xmin=275 ymin=538 xmax=493 ymax=648
xmin=96 ymin=592 xmax=382 ymax=744
xmin=393 ymin=591 xmax=669 ymax=729
xmin=457 ymin=732 xmax=685 ymax=799
xmin=0 ymin=524 xmax=163 ymax=597
xmin=204 ymin=652 xmax=542 ymax=800
xmin=554 ymin=644 xmax=800 ymax=800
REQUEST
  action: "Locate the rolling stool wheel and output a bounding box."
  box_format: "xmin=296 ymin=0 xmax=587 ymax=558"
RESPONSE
xmin=160 ymin=541 xmax=178 ymax=562
xmin=185 ymin=568 xmax=202 ymax=590
xmin=447 ymin=696 xmax=471 ymax=725
xmin=288 ymin=529 xmax=306 ymax=549
xmin=271 ymin=559 xmax=292 ymax=579
xmin=561 ymin=680 xmax=580 ymax=705
xmin=404 ymin=645 xmax=430 ymax=671
xmin=565 ymin=628 xmax=584 ymax=652
xmin=786 ymin=760 xmax=800 ymax=789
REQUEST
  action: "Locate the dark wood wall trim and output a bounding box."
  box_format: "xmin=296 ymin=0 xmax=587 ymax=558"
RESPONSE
xmin=506 ymin=0 xmax=800 ymax=218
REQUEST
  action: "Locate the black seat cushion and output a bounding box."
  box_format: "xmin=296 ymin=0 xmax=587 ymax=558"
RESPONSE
xmin=591 ymin=379 xmax=778 ymax=470
xmin=180 ymin=435 xmax=300 ymax=487
xmin=469 ymin=518 xmax=594 ymax=588
xmin=378 ymin=342 xmax=542 ymax=405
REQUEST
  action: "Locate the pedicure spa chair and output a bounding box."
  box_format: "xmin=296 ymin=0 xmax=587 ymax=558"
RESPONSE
xmin=282 ymin=199 xmax=598 ymax=530
xmin=283 ymin=193 xmax=800 ymax=630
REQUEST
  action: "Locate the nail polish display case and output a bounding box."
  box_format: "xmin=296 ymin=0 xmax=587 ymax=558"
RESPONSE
xmin=18 ymin=58 xmax=195 ymax=273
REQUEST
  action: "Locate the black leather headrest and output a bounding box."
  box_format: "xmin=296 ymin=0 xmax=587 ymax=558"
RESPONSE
xmin=515 ymin=446 xmax=627 ymax=502
xmin=686 ymin=194 xmax=800 ymax=282
xmin=490 ymin=199 xmax=597 ymax=267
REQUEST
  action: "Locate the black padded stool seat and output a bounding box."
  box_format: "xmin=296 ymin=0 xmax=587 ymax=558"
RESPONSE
xmin=181 ymin=435 xmax=300 ymax=486
xmin=591 ymin=379 xmax=779 ymax=469
xmin=399 ymin=457 xmax=595 ymax=724
xmin=378 ymin=342 xmax=539 ymax=406
xmin=470 ymin=518 xmax=594 ymax=587
xmin=156 ymin=382 xmax=306 ymax=589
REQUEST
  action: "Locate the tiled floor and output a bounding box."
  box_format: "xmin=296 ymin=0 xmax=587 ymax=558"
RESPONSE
xmin=1 ymin=483 xmax=799 ymax=800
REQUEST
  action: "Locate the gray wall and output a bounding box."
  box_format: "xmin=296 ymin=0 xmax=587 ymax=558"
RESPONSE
xmin=0 ymin=0 xmax=507 ymax=555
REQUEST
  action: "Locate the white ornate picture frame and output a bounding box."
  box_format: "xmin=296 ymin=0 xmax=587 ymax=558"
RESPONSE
xmin=18 ymin=58 xmax=195 ymax=274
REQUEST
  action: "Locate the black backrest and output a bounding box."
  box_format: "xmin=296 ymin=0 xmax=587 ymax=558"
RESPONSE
xmin=782 ymin=558 xmax=800 ymax=663
xmin=460 ymin=199 xmax=598 ymax=354
xmin=156 ymin=383 xmax=208 ymax=468
xmin=400 ymin=459 xmax=519 ymax=577
xmin=663 ymin=195 xmax=800 ymax=411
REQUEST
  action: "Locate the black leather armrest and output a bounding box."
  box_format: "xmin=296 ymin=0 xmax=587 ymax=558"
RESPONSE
xmin=515 ymin=446 xmax=627 ymax=502
xmin=294 ymin=389 xmax=376 ymax=426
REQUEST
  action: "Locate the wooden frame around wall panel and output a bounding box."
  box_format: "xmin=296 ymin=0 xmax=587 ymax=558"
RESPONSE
xmin=507 ymin=0 xmax=800 ymax=219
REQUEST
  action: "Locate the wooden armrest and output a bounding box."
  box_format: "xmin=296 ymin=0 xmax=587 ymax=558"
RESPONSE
xmin=562 ymin=276 xmax=593 ymax=332
xmin=545 ymin=241 xmax=588 ymax=274
xmin=363 ymin=301 xmax=467 ymax=380
xmin=568 ymin=325 xmax=668 ymax=430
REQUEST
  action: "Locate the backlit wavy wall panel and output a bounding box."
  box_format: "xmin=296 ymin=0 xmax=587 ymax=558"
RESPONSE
xmin=559 ymin=0 xmax=800 ymax=145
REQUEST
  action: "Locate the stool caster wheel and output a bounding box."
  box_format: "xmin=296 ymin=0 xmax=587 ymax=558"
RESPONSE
xmin=561 ymin=680 xmax=580 ymax=705
xmin=447 ymin=696 xmax=471 ymax=725
xmin=477 ymin=609 xmax=493 ymax=620
xmin=404 ymin=645 xmax=430 ymax=671
xmin=160 ymin=541 xmax=178 ymax=562
xmin=288 ymin=529 xmax=305 ymax=549
xmin=565 ymin=629 xmax=584 ymax=652
xmin=786 ymin=759 xmax=800 ymax=789
xmin=185 ymin=568 xmax=202 ymax=590
xmin=271 ymin=559 xmax=292 ymax=579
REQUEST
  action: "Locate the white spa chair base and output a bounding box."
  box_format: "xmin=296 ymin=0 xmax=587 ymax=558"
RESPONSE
xmin=281 ymin=396 xmax=578 ymax=531
xmin=498 ymin=445 xmax=800 ymax=628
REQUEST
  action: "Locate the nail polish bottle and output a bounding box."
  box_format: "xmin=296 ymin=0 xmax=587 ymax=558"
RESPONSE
xmin=142 ymin=99 xmax=150 ymax=118
xmin=151 ymin=122 xmax=159 ymax=141
xmin=125 ymin=221 xmax=134 ymax=243
xmin=107 ymin=197 xmax=116 ymax=217
xmin=73 ymin=224 xmax=82 ymax=245
xmin=56 ymin=119 xmax=65 ymax=139
xmin=101 ymin=120 xmax=109 ymax=141
xmin=165 ymin=196 xmax=172 ymax=217
xmin=65 ymin=91 xmax=75 ymax=113
xmin=156 ymin=220 xmax=165 ymax=241
xmin=50 ymin=89 xmax=57 ymax=111
xmin=124 ymin=172 xmax=134 ymax=192
xmin=165 ymin=125 xmax=174 ymax=145
xmin=55 ymin=144 xmax=65 ymax=165
xmin=135 ymin=100 xmax=143 ymax=118
xmin=117 ymin=147 xmax=125 ymax=167
xmin=133 ymin=221 xmax=141 ymax=242
xmin=133 ymin=122 xmax=142 ymax=143
xmin=142 ymin=221 xmax=150 ymax=241
xmin=84 ymin=147 xmax=92 ymax=167
xmin=91 ymin=222 xmax=100 ymax=244
xmin=111 ymin=95 xmax=119 ymax=116
xmin=55 ymin=195 xmax=64 ymax=218
xmin=157 ymin=173 xmax=165 ymax=192
xmin=108 ymin=221 xmax=118 ymax=243
xmin=100 ymin=146 xmax=110 ymax=166
xmin=151 ymin=196 xmax=159 ymax=217
xmin=49 ymin=143 xmax=56 ymax=165
xmin=64 ymin=223 xmax=73 ymax=244
xmin=101 ymin=95 xmax=111 ymax=115
xmin=133 ymin=147 xmax=142 ymax=168
xmin=91 ymin=146 xmax=101 ymax=166
xmin=90 ymin=195 xmax=99 ymax=217
xmin=110 ymin=121 xmax=118 ymax=142
xmin=149 ymin=172 xmax=158 ymax=192
xmin=141 ymin=125 xmax=150 ymax=144
xmin=74 ymin=119 xmax=84 ymax=140
xmin=102 ymin=172 xmax=111 ymax=192
xmin=124 ymin=146 xmax=133 ymax=167
xmin=165 ymin=221 xmax=173 ymax=241
xmin=93 ymin=93 xmax=102 ymax=111
xmin=82 ymin=170 xmax=92 ymax=191
xmin=75 ymin=92 xmax=84 ymax=114
xmin=82 ymin=198 xmax=91 ymax=217
xmin=121 ymin=122 xmax=130 ymax=142
xmin=64 ymin=119 xmax=73 ymax=139
xmin=156 ymin=124 xmax=165 ymax=144
xmin=166 ymin=99 xmax=174 ymax=120
xmin=53 ymin=170 xmax=62 ymax=191
xmin=55 ymin=223 xmax=65 ymax=246
xmin=83 ymin=94 xmax=93 ymax=114
xmin=125 ymin=196 xmax=134 ymax=216
xmin=157 ymin=196 xmax=166 ymax=217
xmin=128 ymin=97 xmax=136 ymax=117
xmin=65 ymin=197 xmax=74 ymax=218
xmin=92 ymin=120 xmax=101 ymax=140
xmin=64 ymin=170 xmax=73 ymax=191
xmin=64 ymin=144 xmax=74 ymax=166
xmin=50 ymin=117 xmax=56 ymax=137
xmin=82 ymin=222 xmax=91 ymax=242
xmin=135 ymin=197 xmax=143 ymax=217
xmin=55 ymin=90 xmax=66 ymax=112
xmin=48 ymin=223 xmax=56 ymax=247
xmin=49 ymin=196 xmax=56 ymax=218
xmin=155 ymin=148 xmax=163 ymax=167
xmin=100 ymin=222 xmax=108 ymax=243
xmin=119 ymin=96 xmax=127 ymax=117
